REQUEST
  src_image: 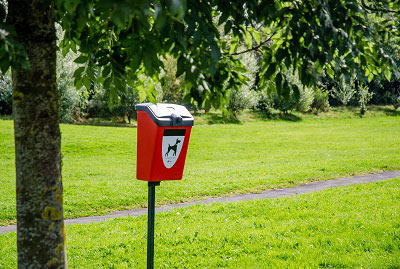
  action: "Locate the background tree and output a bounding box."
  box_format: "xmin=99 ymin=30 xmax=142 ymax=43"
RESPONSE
xmin=1 ymin=0 xmax=400 ymax=267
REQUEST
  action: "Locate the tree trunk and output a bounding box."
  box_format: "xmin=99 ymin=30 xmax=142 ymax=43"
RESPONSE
xmin=8 ymin=1 xmax=66 ymax=268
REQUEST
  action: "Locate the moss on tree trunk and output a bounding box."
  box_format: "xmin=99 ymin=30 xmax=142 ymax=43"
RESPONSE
xmin=8 ymin=0 xmax=66 ymax=267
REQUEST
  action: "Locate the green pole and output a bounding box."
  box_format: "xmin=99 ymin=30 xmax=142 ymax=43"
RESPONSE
xmin=147 ymin=181 xmax=160 ymax=269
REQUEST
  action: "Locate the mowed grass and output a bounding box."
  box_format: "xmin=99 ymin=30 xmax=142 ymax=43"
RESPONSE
xmin=1 ymin=179 xmax=399 ymax=268
xmin=0 ymin=111 xmax=400 ymax=225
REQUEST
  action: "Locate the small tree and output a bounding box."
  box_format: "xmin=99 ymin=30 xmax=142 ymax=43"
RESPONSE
xmin=331 ymin=75 xmax=356 ymax=106
xmin=358 ymin=83 xmax=374 ymax=116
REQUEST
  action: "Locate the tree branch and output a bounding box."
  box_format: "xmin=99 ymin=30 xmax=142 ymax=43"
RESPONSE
xmin=360 ymin=0 xmax=400 ymax=13
xmin=224 ymin=32 xmax=276 ymax=57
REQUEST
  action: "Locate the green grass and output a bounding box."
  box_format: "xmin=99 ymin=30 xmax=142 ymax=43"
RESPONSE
xmin=1 ymin=179 xmax=399 ymax=268
xmin=1 ymin=107 xmax=400 ymax=225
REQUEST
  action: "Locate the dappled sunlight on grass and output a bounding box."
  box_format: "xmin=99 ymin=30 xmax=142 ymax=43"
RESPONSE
xmin=0 ymin=108 xmax=399 ymax=226
xmin=1 ymin=178 xmax=399 ymax=268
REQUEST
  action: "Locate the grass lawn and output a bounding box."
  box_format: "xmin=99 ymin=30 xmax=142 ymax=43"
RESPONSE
xmin=1 ymin=178 xmax=399 ymax=268
xmin=0 ymin=107 xmax=400 ymax=225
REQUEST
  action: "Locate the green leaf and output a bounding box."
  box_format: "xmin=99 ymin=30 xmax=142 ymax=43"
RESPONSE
xmin=275 ymin=73 xmax=282 ymax=95
xmin=229 ymin=36 xmax=239 ymax=54
xmin=62 ymin=43 xmax=70 ymax=57
xmin=292 ymin=84 xmax=300 ymax=101
xmin=154 ymin=8 xmax=167 ymax=31
xmin=143 ymin=52 xmax=153 ymax=74
xmin=384 ymin=69 xmax=392 ymax=81
xmin=74 ymin=55 xmax=88 ymax=64
xmin=170 ymin=0 xmax=186 ymax=20
xmin=70 ymin=41 xmax=77 ymax=53
xmin=264 ymin=63 xmax=276 ymax=79
xmin=253 ymin=31 xmax=261 ymax=45
xmin=234 ymin=66 xmax=247 ymax=73
xmin=224 ymin=21 xmax=232 ymax=34
xmin=218 ymin=12 xmax=229 ymax=25
xmin=211 ymin=43 xmax=221 ymax=63
xmin=83 ymin=76 xmax=91 ymax=89
xmin=75 ymin=77 xmax=83 ymax=90
xmin=138 ymin=85 xmax=147 ymax=102
xmin=129 ymin=51 xmax=142 ymax=73
xmin=326 ymin=66 xmax=334 ymax=79
xmin=176 ymin=56 xmax=185 ymax=77
xmin=244 ymin=31 xmax=253 ymax=49
xmin=73 ymin=66 xmax=85 ymax=78
xmin=367 ymin=72 xmax=374 ymax=83
xmin=282 ymin=80 xmax=289 ymax=98
xmin=102 ymin=65 xmax=111 ymax=77
xmin=103 ymin=77 xmax=112 ymax=89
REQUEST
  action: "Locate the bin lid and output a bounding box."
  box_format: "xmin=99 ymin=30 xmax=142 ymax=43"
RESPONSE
xmin=135 ymin=103 xmax=194 ymax=126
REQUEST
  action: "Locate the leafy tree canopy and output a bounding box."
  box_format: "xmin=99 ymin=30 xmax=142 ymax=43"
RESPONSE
xmin=2 ymin=0 xmax=400 ymax=111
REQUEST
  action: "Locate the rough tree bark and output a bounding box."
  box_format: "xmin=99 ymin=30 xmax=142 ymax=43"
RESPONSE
xmin=8 ymin=0 xmax=66 ymax=268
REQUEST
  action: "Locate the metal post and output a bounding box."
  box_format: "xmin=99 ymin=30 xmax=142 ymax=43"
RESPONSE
xmin=147 ymin=181 xmax=160 ymax=269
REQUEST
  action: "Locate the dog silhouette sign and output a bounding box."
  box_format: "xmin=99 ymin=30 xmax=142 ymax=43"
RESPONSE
xmin=162 ymin=129 xmax=185 ymax=168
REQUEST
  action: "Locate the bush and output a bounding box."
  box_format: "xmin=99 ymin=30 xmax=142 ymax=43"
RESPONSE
xmin=255 ymin=90 xmax=273 ymax=115
xmin=311 ymin=88 xmax=330 ymax=114
xmin=270 ymin=91 xmax=297 ymax=114
xmin=385 ymin=91 xmax=400 ymax=110
xmin=228 ymin=87 xmax=258 ymax=117
xmin=109 ymin=87 xmax=140 ymax=123
xmin=0 ymin=73 xmax=12 ymax=115
xmin=86 ymin=88 xmax=110 ymax=118
xmin=227 ymin=48 xmax=260 ymax=117
xmin=296 ymin=87 xmax=314 ymax=112
xmin=56 ymin=45 xmax=86 ymax=122
xmin=330 ymin=75 xmax=356 ymax=106
xmin=256 ymin=82 xmax=314 ymax=115
xmin=59 ymin=85 xmax=81 ymax=123
xmin=358 ymin=83 xmax=374 ymax=116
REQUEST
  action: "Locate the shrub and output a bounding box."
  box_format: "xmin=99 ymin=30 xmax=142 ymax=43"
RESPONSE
xmin=296 ymin=87 xmax=314 ymax=112
xmin=59 ymin=84 xmax=81 ymax=123
xmin=0 ymin=73 xmax=12 ymax=115
xmin=382 ymin=84 xmax=400 ymax=110
xmin=109 ymin=87 xmax=140 ymax=123
xmin=228 ymin=87 xmax=258 ymax=117
xmin=330 ymin=75 xmax=356 ymax=106
xmin=256 ymin=80 xmax=314 ymax=115
xmin=270 ymin=91 xmax=297 ymax=114
xmin=255 ymin=90 xmax=273 ymax=115
xmin=358 ymin=83 xmax=374 ymax=116
xmin=311 ymin=88 xmax=330 ymax=114
xmin=56 ymin=43 xmax=86 ymax=122
xmin=86 ymin=88 xmax=110 ymax=118
xmin=386 ymin=92 xmax=400 ymax=110
xmin=227 ymin=47 xmax=260 ymax=118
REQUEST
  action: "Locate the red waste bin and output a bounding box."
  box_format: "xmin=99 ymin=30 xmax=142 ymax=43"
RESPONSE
xmin=135 ymin=103 xmax=194 ymax=182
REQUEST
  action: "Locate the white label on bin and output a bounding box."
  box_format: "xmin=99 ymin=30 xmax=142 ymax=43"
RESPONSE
xmin=162 ymin=129 xmax=186 ymax=168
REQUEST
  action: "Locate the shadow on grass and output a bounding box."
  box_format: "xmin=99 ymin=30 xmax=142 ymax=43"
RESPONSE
xmin=252 ymin=111 xmax=302 ymax=122
xmin=205 ymin=113 xmax=241 ymax=125
xmin=373 ymin=106 xmax=400 ymax=116
xmin=72 ymin=119 xmax=137 ymax=128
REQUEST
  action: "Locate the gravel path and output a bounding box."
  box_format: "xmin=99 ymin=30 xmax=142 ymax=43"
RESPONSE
xmin=1 ymin=170 xmax=399 ymax=235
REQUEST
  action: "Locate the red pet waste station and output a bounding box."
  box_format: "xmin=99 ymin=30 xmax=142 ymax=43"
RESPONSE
xmin=135 ymin=103 xmax=194 ymax=269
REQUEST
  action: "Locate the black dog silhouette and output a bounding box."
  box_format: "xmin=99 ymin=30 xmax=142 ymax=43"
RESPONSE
xmin=165 ymin=138 xmax=181 ymax=157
